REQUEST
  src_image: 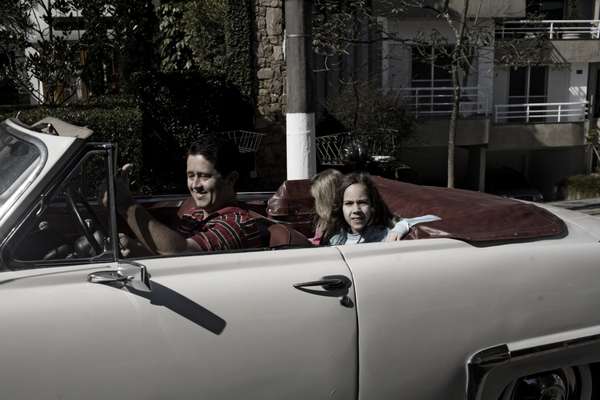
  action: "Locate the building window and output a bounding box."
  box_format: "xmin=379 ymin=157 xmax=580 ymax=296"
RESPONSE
xmin=411 ymin=46 xmax=452 ymax=88
xmin=509 ymin=66 xmax=548 ymax=105
xmin=526 ymin=0 xmax=565 ymax=19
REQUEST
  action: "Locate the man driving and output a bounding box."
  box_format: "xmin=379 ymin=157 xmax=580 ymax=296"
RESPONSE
xmin=115 ymin=134 xmax=262 ymax=256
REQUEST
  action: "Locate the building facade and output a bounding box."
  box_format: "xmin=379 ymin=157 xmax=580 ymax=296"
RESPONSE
xmin=366 ymin=0 xmax=600 ymax=200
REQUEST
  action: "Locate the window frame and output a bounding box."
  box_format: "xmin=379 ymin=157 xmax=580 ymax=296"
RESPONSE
xmin=1 ymin=143 xmax=118 ymax=270
xmin=0 ymin=119 xmax=48 ymax=222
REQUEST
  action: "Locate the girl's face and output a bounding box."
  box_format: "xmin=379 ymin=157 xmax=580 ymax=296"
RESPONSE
xmin=342 ymin=183 xmax=373 ymax=234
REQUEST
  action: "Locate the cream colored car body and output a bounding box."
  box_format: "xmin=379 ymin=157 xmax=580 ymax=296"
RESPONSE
xmin=1 ymin=118 xmax=600 ymax=399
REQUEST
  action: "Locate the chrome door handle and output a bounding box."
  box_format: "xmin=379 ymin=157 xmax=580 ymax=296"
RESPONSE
xmin=88 ymin=270 xmax=130 ymax=285
xmin=88 ymin=262 xmax=152 ymax=292
xmin=293 ymin=276 xmax=350 ymax=291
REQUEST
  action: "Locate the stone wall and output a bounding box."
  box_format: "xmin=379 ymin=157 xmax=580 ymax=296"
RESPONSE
xmin=254 ymin=0 xmax=286 ymax=123
xmin=253 ymin=0 xmax=287 ymax=188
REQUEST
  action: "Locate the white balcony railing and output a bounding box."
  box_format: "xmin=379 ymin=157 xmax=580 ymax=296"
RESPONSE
xmin=390 ymin=86 xmax=488 ymax=118
xmin=496 ymin=20 xmax=600 ymax=40
xmin=494 ymin=101 xmax=588 ymax=123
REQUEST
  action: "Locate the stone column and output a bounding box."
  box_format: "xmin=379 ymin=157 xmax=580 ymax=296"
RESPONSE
xmin=255 ymin=0 xmax=286 ymax=123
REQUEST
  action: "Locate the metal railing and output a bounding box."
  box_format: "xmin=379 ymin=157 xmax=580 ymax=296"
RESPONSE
xmin=218 ymin=130 xmax=265 ymax=153
xmin=496 ymin=20 xmax=600 ymax=40
xmin=315 ymin=131 xmax=399 ymax=166
xmin=494 ymin=101 xmax=588 ymax=123
xmin=389 ymin=86 xmax=488 ymax=118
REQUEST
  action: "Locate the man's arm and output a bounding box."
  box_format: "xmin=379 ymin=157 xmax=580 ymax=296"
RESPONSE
xmin=113 ymin=175 xmax=200 ymax=255
xmin=120 ymin=202 xmax=201 ymax=255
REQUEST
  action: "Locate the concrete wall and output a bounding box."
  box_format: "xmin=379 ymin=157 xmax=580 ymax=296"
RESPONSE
xmin=377 ymin=0 xmax=526 ymax=18
xmin=408 ymin=118 xmax=489 ymax=147
xmin=381 ymin=42 xmax=411 ymax=89
xmin=380 ymin=17 xmax=495 ymax=112
xmin=396 ymin=146 xmax=470 ymax=186
xmin=485 ymin=147 xmax=588 ymax=201
xmin=447 ymin=0 xmax=525 ymax=18
xmin=547 ymin=67 xmax=570 ymax=103
xmin=551 ymin=41 xmax=600 ymax=64
xmin=489 ymin=123 xmax=586 ymax=150
xmin=529 ymin=147 xmax=588 ymax=200
xmin=569 ymin=63 xmax=588 ymax=104
xmin=493 ymin=67 xmax=509 ymax=107
xmin=478 ymin=46 xmax=495 ymax=114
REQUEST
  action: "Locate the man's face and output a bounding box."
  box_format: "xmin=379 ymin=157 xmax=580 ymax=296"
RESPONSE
xmin=186 ymin=154 xmax=236 ymax=213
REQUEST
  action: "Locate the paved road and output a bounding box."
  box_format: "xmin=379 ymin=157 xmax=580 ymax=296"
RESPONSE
xmin=547 ymin=198 xmax=600 ymax=216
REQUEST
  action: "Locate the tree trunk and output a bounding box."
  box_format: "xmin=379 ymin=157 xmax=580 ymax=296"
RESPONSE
xmin=447 ymin=64 xmax=460 ymax=188
xmin=447 ymin=0 xmax=470 ymax=188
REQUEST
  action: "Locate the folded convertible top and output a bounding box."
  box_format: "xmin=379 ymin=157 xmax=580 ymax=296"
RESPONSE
xmin=267 ymin=176 xmax=567 ymax=246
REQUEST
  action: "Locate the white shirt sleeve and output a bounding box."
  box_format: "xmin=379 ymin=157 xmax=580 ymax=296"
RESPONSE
xmin=391 ymin=219 xmax=410 ymax=236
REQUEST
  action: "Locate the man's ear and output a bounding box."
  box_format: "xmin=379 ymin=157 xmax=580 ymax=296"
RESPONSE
xmin=225 ymin=171 xmax=239 ymax=186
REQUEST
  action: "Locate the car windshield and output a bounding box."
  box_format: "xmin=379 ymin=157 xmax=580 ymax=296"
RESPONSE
xmin=0 ymin=123 xmax=42 ymax=209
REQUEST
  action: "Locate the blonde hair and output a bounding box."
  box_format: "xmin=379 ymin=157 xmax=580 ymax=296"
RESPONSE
xmin=311 ymin=169 xmax=343 ymax=236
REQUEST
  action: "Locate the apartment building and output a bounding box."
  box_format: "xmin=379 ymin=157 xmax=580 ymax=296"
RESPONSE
xmin=316 ymin=0 xmax=599 ymax=200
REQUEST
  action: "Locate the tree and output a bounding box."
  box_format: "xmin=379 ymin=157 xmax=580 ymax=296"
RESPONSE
xmin=0 ymin=0 xmax=156 ymax=105
xmin=0 ymin=0 xmax=82 ymax=105
xmin=313 ymin=0 xmax=551 ymax=188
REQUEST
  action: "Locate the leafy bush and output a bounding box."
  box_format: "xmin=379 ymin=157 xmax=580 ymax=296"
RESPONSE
xmin=0 ymin=104 xmax=144 ymax=186
xmin=324 ymin=81 xmax=415 ymax=137
xmin=561 ymin=174 xmax=600 ymax=200
xmin=130 ymin=71 xmax=254 ymax=193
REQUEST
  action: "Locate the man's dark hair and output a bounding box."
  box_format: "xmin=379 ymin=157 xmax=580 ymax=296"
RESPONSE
xmin=187 ymin=134 xmax=240 ymax=177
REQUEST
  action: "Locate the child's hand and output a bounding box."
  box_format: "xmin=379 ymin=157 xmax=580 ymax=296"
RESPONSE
xmin=385 ymin=230 xmax=405 ymax=242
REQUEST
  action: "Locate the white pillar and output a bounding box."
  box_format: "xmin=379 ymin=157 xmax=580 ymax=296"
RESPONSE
xmin=286 ymin=113 xmax=316 ymax=180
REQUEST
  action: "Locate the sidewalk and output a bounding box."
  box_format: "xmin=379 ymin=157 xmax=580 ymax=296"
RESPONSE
xmin=547 ymin=198 xmax=600 ymax=216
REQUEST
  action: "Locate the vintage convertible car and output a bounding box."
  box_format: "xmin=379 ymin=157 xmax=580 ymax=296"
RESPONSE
xmin=2 ymin=117 xmax=600 ymax=400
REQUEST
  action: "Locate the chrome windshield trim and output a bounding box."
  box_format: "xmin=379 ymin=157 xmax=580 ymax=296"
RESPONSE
xmin=466 ymin=325 xmax=600 ymax=400
xmin=0 ymin=119 xmax=48 ymax=223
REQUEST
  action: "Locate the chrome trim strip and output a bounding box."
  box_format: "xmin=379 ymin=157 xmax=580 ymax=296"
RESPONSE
xmin=107 ymin=145 xmax=119 ymax=262
xmin=0 ymin=119 xmax=48 ymax=225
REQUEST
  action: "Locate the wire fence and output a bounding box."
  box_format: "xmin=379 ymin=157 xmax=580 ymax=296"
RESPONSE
xmin=218 ymin=130 xmax=266 ymax=153
xmin=315 ymin=131 xmax=399 ymax=165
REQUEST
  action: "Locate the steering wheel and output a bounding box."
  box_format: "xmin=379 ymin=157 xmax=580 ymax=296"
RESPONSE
xmin=64 ymin=187 xmax=105 ymax=256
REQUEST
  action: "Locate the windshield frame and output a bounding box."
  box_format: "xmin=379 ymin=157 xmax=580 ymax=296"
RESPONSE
xmin=0 ymin=119 xmax=48 ymax=222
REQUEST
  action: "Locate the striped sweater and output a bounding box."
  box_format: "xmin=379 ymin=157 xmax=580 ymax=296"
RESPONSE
xmin=178 ymin=205 xmax=262 ymax=251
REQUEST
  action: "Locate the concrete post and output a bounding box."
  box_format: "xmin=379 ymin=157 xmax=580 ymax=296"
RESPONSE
xmin=478 ymin=147 xmax=487 ymax=192
xmin=285 ymin=0 xmax=316 ymax=180
xmin=595 ymin=0 xmax=600 ymax=20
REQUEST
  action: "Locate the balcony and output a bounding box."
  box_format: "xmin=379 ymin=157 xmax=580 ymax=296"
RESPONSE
xmin=390 ymin=86 xmax=488 ymax=119
xmin=496 ymin=20 xmax=600 ymax=40
xmin=494 ymin=101 xmax=588 ymax=124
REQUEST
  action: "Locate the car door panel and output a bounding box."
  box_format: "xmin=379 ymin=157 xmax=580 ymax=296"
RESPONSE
xmin=0 ymin=246 xmax=357 ymax=399
xmin=129 ymin=246 xmax=356 ymax=399
xmin=337 ymin=239 xmax=600 ymax=399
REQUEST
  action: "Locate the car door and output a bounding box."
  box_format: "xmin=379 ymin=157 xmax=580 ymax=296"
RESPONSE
xmin=119 ymin=246 xmax=357 ymax=399
xmin=337 ymin=238 xmax=600 ymax=400
xmin=0 ymin=145 xmax=357 ymax=399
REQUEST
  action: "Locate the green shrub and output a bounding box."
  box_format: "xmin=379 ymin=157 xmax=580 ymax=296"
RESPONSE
xmin=324 ymin=81 xmax=415 ymax=136
xmin=562 ymin=174 xmax=600 ymax=200
xmin=0 ymin=104 xmax=144 ymax=187
xmin=130 ymin=71 xmax=253 ymax=193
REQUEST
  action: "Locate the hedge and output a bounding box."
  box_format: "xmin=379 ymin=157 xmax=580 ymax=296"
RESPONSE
xmin=0 ymin=69 xmax=255 ymax=194
xmin=225 ymin=0 xmax=254 ymax=100
xmin=560 ymin=174 xmax=600 ymax=200
xmin=131 ymin=71 xmax=254 ymax=192
xmin=0 ymin=104 xmax=145 ymax=189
